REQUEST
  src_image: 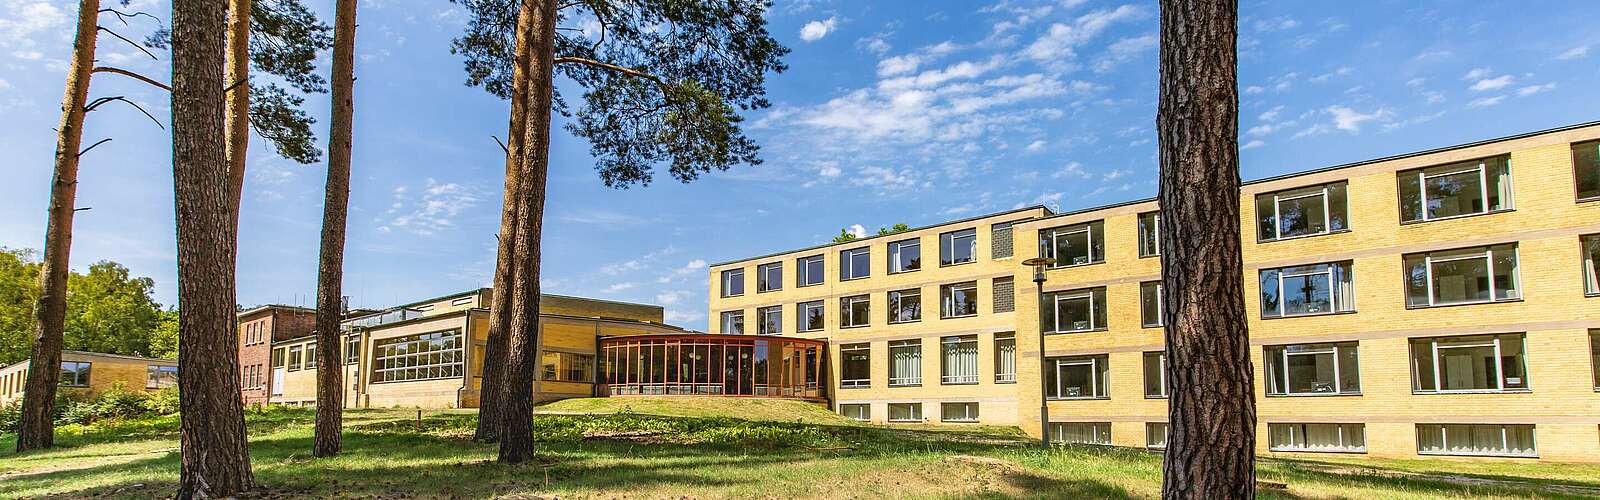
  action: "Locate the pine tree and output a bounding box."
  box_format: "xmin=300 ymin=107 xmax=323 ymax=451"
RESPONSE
xmin=312 ymin=0 xmax=358 ymax=458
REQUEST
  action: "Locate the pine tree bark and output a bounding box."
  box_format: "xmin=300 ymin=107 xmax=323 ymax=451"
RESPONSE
xmin=1156 ymin=0 xmax=1253 ymax=498
xmin=172 ymin=0 xmax=255 ymax=495
xmin=473 ymin=0 xmax=534 ymax=442
xmin=497 ymin=0 xmax=557 ymax=464
xmin=17 ymin=0 xmax=100 ymax=453
xmin=224 ymin=0 xmax=251 ymax=236
xmin=312 ymin=0 xmax=357 ymax=458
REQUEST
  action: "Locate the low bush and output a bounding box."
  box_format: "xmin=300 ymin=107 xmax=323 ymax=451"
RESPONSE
xmin=0 ymin=385 xmax=182 ymax=435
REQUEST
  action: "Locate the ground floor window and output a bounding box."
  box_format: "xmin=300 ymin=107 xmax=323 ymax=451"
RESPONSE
xmin=1146 ymin=422 xmax=1168 ymax=450
xmin=1416 ymin=424 xmax=1536 ymax=457
xmin=1410 ymin=333 xmax=1527 ymax=393
xmin=841 ymin=343 xmax=870 ymax=388
xmin=1269 ymin=423 xmax=1366 ymax=453
xmin=1264 ymin=342 xmax=1361 ymax=396
xmin=59 ymin=361 xmax=91 ymax=387
xmin=1046 ymin=355 xmax=1109 ymax=399
xmin=941 ymin=402 xmax=979 ymax=423
xmin=840 ymin=403 xmax=870 ymax=421
xmin=372 ymin=329 xmax=463 ymax=383
xmin=542 ymin=352 xmax=594 ymax=382
xmin=1143 ymin=351 xmax=1166 ymax=398
xmin=146 ymin=365 xmax=178 ymax=389
xmin=1050 ymin=422 xmax=1111 ymax=445
xmin=888 ymin=403 xmax=922 ymax=422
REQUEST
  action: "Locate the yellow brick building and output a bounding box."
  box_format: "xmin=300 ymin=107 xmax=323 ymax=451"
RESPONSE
xmin=0 ymin=351 xmax=178 ymax=406
xmin=254 ymin=288 xmax=688 ymax=408
xmin=708 ymin=121 xmax=1600 ymax=462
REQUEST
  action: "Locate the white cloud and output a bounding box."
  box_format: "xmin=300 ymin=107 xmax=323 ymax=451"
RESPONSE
xmin=1516 ymin=83 xmax=1556 ymax=96
xmin=1461 ymin=67 xmax=1493 ymax=81
xmin=1258 ymin=105 xmax=1284 ymax=122
xmin=850 ymin=165 xmax=922 ymax=191
xmin=1243 ymin=85 xmax=1265 ymax=94
xmin=1556 ymin=46 xmax=1589 ymax=60
xmin=1052 ymin=161 xmax=1092 ymax=179
xmin=602 ymin=282 xmax=638 ymax=293
xmin=857 ymin=32 xmax=892 ymax=55
xmin=1252 ymin=16 xmax=1299 ymax=32
xmin=1093 ymin=34 xmax=1156 ymax=72
xmin=1024 ymin=140 xmax=1047 ymax=152
xmin=1469 ymin=75 xmax=1513 ymax=92
xmin=845 ymin=224 xmax=867 ymax=239
xmin=799 ymin=16 xmax=838 ymax=42
xmin=1308 ymin=66 xmax=1352 ymax=83
xmin=1468 ymin=95 xmax=1505 ymax=108
xmin=0 ymin=1 xmax=68 ymax=60
xmin=1022 ymin=5 xmax=1143 ymax=63
xmin=380 ymin=179 xmax=481 ymax=236
xmin=1020 ymin=191 xmax=1064 ymax=209
xmin=654 ymin=290 xmax=688 ymax=305
xmin=1101 ymin=168 xmax=1130 ymax=181
xmin=1326 ymin=105 xmax=1391 ymax=132
xmin=663 ymin=309 xmax=705 ymax=326
xmin=1241 ymin=139 xmax=1265 ymax=150
xmin=655 ymin=259 xmax=707 ymax=284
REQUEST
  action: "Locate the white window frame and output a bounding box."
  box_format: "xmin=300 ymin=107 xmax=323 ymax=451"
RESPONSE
xmin=839 ymin=343 xmax=871 ymax=388
xmin=756 ymin=262 xmax=782 ymax=292
xmin=1417 ymin=424 xmax=1537 ymax=458
xmin=888 ymin=288 xmax=921 ymax=324
xmin=797 ymin=255 xmax=825 ymax=287
xmin=1412 ymin=334 xmax=1528 ymax=394
xmin=888 ymin=238 xmax=921 ymax=274
xmin=720 ymin=268 xmax=744 ymax=297
xmin=940 ymin=335 xmax=979 ymax=385
xmin=888 ymin=339 xmax=922 ymax=387
xmin=940 ymin=402 xmax=979 ymax=423
xmin=757 ymin=306 xmax=782 ymax=335
xmin=887 ymin=402 xmax=923 ymax=423
xmin=1146 ymin=422 xmax=1169 ymax=450
xmin=796 ymin=301 xmax=825 ymax=332
xmin=941 ymin=281 xmax=979 ymax=319
xmin=1261 ymin=262 xmax=1354 ymax=318
xmin=1042 ymin=224 xmax=1096 ymax=268
xmin=1140 ymin=281 xmax=1164 ymax=328
xmin=1412 ymin=246 xmax=1520 ymax=307
xmin=994 ymin=333 xmax=1017 ymax=384
xmin=1583 ymin=235 xmax=1599 ymax=296
xmin=1049 ymin=289 xmax=1101 ymax=333
xmin=839 ymin=403 xmax=870 ymax=420
xmin=1266 ymin=343 xmax=1360 ymax=396
xmin=1405 ymin=159 xmax=1512 ymax=222
xmin=1138 ymin=212 xmax=1161 ymax=257
xmin=720 ymin=310 xmax=744 ymax=335
xmin=840 ymin=247 xmax=871 ymax=281
xmin=840 ymin=295 xmax=870 ymax=328
xmin=1050 ymin=422 xmax=1112 ymax=446
xmin=1049 ymin=356 xmax=1107 ymax=400
xmin=940 ymin=228 xmax=977 ymax=266
xmin=1261 ymin=184 xmax=1338 ymax=241
xmin=1143 ymin=351 xmax=1167 ymax=398
xmin=1269 ymin=423 xmax=1367 ymax=453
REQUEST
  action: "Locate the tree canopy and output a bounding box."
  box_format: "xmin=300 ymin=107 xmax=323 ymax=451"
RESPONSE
xmin=0 ymin=249 xmax=167 ymax=365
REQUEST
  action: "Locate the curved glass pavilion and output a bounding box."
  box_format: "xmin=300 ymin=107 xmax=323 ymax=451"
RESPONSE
xmin=600 ymin=334 xmax=826 ymax=400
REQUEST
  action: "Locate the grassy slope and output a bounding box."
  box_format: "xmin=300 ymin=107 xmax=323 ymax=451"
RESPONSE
xmin=537 ymin=397 xmax=852 ymax=424
xmin=0 ymin=402 xmax=1596 ymax=499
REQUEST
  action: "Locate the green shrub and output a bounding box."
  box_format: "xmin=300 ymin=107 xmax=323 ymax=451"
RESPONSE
xmin=142 ymin=387 xmax=180 ymax=415
xmin=0 ymin=401 xmax=19 ymax=434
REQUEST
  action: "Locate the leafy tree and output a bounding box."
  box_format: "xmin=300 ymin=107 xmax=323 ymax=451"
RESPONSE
xmin=0 ymin=250 xmax=165 ymax=365
xmin=148 ymin=310 xmax=179 ymax=359
xmin=832 ymin=228 xmax=858 ymax=243
xmin=450 ymin=0 xmax=787 ymax=461
xmin=877 ymin=223 xmax=910 ymax=236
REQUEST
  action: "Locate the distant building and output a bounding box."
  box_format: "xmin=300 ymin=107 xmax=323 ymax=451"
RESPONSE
xmin=235 ymin=304 xmax=317 ymax=406
xmin=0 ymin=350 xmax=178 ymax=405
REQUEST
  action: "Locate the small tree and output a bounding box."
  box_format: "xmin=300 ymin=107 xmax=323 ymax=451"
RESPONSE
xmin=450 ymin=0 xmax=787 ymax=460
xmin=312 ymin=0 xmax=358 ymax=458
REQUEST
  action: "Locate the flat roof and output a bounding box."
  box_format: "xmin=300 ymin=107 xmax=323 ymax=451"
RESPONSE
xmin=1 ymin=349 xmax=176 ymax=372
xmin=709 ymin=204 xmax=1054 ymax=268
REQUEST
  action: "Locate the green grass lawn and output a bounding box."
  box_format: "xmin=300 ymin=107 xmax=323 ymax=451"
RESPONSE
xmin=2 ymin=399 xmax=1597 ymax=499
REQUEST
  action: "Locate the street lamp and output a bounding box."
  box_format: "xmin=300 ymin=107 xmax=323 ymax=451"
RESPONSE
xmin=1021 ymin=256 xmax=1055 ymax=448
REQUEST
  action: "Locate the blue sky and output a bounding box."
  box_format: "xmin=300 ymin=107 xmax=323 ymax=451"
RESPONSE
xmin=1 ymin=0 xmax=1597 ymax=329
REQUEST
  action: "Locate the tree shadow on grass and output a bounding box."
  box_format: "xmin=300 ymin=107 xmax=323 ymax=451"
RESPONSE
xmin=1258 ymin=460 xmax=1600 ymax=500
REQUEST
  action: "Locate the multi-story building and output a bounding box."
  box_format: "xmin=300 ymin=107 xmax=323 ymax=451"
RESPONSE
xmin=0 ymin=351 xmax=179 ymax=405
xmin=235 ymin=304 xmax=317 ymax=406
xmin=707 ymin=121 xmax=1600 ymax=462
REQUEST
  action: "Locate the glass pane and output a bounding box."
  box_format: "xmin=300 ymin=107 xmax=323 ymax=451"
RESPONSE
xmin=1410 ymin=338 xmax=1436 ymax=392
xmin=1492 ymin=246 xmax=1520 ymax=300
xmin=1425 ymin=167 xmax=1485 ymax=219
xmin=1287 ymin=351 xmax=1337 ymax=393
xmin=1265 ymin=347 xmax=1285 ymax=394
xmin=1437 ymin=342 xmax=1497 ymax=390
xmin=1327 ymin=182 xmax=1348 ymax=231
xmin=1256 ymin=194 xmax=1278 ymax=239
xmin=1260 ymin=270 xmax=1282 ymax=315
xmin=851 ymin=298 xmax=870 ymax=326
xmin=1057 ymin=362 xmax=1094 ymax=398
xmin=1140 ymin=282 xmax=1161 ymax=327
xmin=1278 ymin=190 xmax=1328 ymax=238
xmin=1498 ymin=335 xmax=1527 ymax=389
xmin=1338 ymin=345 xmax=1361 ymax=393
xmin=1092 ymin=288 xmax=1107 ymax=330
xmin=1577 ymin=141 xmax=1600 ymax=200
xmin=1056 ymin=295 xmax=1092 ymax=332
xmin=1431 ymin=255 xmax=1491 ymax=304
xmin=1055 ymin=230 xmax=1090 ymax=266
xmin=1143 ymin=352 xmax=1165 ymax=397
xmin=1404 ymin=256 xmax=1430 ymax=307
xmin=1584 ymin=237 xmax=1600 ymax=295
xmin=1090 ymin=222 xmax=1105 ymax=262
xmin=1138 ymin=212 xmax=1160 ymax=256
xmin=1281 ymin=270 xmax=1332 ymax=315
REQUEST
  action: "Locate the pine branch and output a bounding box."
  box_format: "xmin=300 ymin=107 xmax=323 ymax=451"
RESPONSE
xmin=98 ymin=8 xmax=163 ymax=29
xmin=85 ymin=96 xmax=165 ymax=130
xmin=97 ymin=26 xmax=157 ymax=60
xmin=552 ymin=56 xmax=662 ymax=84
xmin=78 ymin=138 xmax=114 ymax=157
xmin=492 ymin=135 xmax=509 ymax=154
xmin=92 ymin=66 xmax=172 ymax=91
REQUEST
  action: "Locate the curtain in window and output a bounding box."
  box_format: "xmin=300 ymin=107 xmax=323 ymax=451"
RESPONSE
xmin=891 ymin=342 xmax=921 ymax=385
xmin=995 ymin=336 xmax=1016 ymax=382
xmin=1489 ymin=157 xmax=1513 ymax=210
xmin=942 ymin=337 xmax=978 ymax=383
xmin=1334 ymin=262 xmax=1356 ymax=310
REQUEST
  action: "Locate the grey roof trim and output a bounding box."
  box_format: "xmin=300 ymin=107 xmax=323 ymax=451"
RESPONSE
xmin=708 ymin=205 xmax=1055 ymax=268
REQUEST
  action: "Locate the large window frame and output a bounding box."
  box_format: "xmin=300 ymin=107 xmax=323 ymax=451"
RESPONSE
xmin=1269 ymin=423 xmax=1367 ymax=454
xmin=1137 ymin=211 xmax=1161 ymax=257
xmin=541 ymin=351 xmax=595 ymax=383
xmin=720 ymin=310 xmax=744 ymax=335
xmin=888 ymin=402 xmax=923 ymax=423
xmin=940 ymin=281 xmax=979 ymax=319
xmin=757 ymin=306 xmax=783 ymax=335
xmin=797 ymin=255 xmax=825 ymax=287
xmin=840 ymin=343 xmax=870 ymax=388
xmin=1050 ymin=422 xmax=1112 ymax=446
xmin=1039 ymin=221 xmax=1105 ymax=268
xmin=889 ymin=339 xmax=922 ymax=387
xmin=1410 ymin=333 xmax=1529 ymax=394
xmin=840 ymin=247 xmax=871 ymax=281
xmin=1046 ymin=355 xmax=1109 ymax=400
xmin=941 ymin=402 xmax=979 ymax=423
xmin=840 ymin=295 xmax=871 ymax=328
xmin=345 ymin=335 xmax=360 ymax=364
xmin=720 ymin=268 xmax=745 ymax=297
xmin=888 ymin=238 xmax=921 ymax=274
xmin=1259 ymin=261 xmax=1356 ymax=318
xmin=146 ymin=365 xmax=178 ymax=389
xmin=1143 ymin=351 xmax=1167 ymax=398
xmin=1398 ymin=155 xmax=1513 ymax=223
xmin=1417 ymin=424 xmax=1537 ymax=458
xmin=940 ymin=335 xmax=978 ymax=385
xmin=839 ymin=403 xmax=870 ymax=421
xmin=371 ymin=329 xmax=464 ymax=384
xmin=1256 ymin=181 xmax=1349 ymax=241
xmin=994 ymin=333 xmax=1017 ymax=384
xmin=1043 ymin=287 xmax=1108 ymax=334
xmin=1573 ymin=140 xmax=1599 ymax=202
xmin=797 ymin=300 xmax=824 ymax=332
xmin=1140 ymin=281 xmax=1163 ymax=328
xmin=940 ymin=228 xmax=977 ymax=266
xmin=288 ymin=345 xmax=304 ymax=371
xmin=1583 ymin=234 xmax=1599 ymax=297
xmin=1403 ymin=244 xmax=1520 ymax=308
xmin=1264 ymin=342 xmax=1361 ymax=396
xmin=756 ymin=262 xmax=783 ymax=293
xmin=888 ymin=288 xmax=921 ymax=324
xmin=1147 ymin=423 xmax=1169 ymax=450
xmin=59 ymin=361 xmax=92 ymax=387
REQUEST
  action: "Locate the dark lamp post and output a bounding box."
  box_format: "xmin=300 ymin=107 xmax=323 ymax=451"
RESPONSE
xmin=1021 ymin=256 xmax=1055 ymax=448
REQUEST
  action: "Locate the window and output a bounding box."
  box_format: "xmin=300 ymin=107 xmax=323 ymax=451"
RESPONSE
xmin=1046 ymin=355 xmax=1109 ymax=399
xmin=288 ymin=346 xmax=304 ymax=371
xmin=994 ymin=333 xmax=1017 ymax=384
xmin=992 ymin=277 xmax=1015 ymax=313
xmin=720 ymin=269 xmax=745 ymax=297
xmin=888 ymin=403 xmax=922 ymax=422
xmin=1140 ymin=281 xmax=1163 ymax=327
xmin=1575 ymin=140 xmax=1600 ymax=201
xmin=1404 ymin=244 xmax=1520 ymax=307
xmin=1584 ymin=235 xmax=1599 ymax=296
xmin=889 ymin=340 xmax=922 ymax=387
xmin=1137 ymin=212 xmax=1161 ymax=257
xmin=840 ymin=295 xmax=870 ymax=328
xmin=757 ymin=262 xmax=782 ymax=292
xmin=146 ymin=365 xmax=178 ymax=389
xmin=1270 ymin=423 xmax=1366 ymax=453
xmin=1261 ymin=262 xmax=1356 ymax=317
xmin=756 ymin=306 xmax=782 ymax=335
xmin=720 ymin=311 xmax=745 ymax=335
xmin=840 ymin=343 xmax=870 ymax=388
xmin=1043 ymin=287 xmax=1108 ymax=333
xmin=888 ymin=288 xmax=921 ymax=323
xmin=1051 ymin=422 xmax=1111 ymax=445
xmin=941 ymin=335 xmax=978 ymax=384
xmin=1147 ymin=423 xmax=1169 ymax=450
xmin=1143 ymin=351 xmax=1167 ymax=398
xmin=1591 ymin=330 xmax=1599 ymax=391
xmin=1256 ymin=181 xmax=1349 ymax=241
xmin=797 ymin=255 xmax=824 ymax=287
xmin=840 ymin=247 xmax=870 ymax=280
xmin=1417 ymin=424 xmax=1536 ymax=457
xmin=59 ymin=361 xmax=92 ymax=386
xmin=372 ymin=329 xmax=464 ymax=383
xmin=541 ymin=352 xmax=594 ymax=382
xmin=888 ymin=238 xmax=921 ymax=273
xmin=1410 ymin=333 xmax=1528 ymax=393
xmin=941 ymin=281 xmax=978 ymax=318
xmin=1399 ymin=156 xmax=1512 ymax=222
xmin=940 ymin=228 xmax=977 ymax=266
xmin=839 ymin=403 xmax=870 ymax=421
xmin=345 ymin=335 xmax=360 ymax=364
xmin=941 ymin=402 xmax=979 ymax=423
xmin=1265 ymin=342 xmax=1361 ymax=396
xmin=307 ymin=343 xmax=318 ymax=367
xmin=271 ymin=347 xmax=285 ymax=368
xmin=797 ymin=301 xmax=824 ymax=332
xmin=1039 ymin=221 xmax=1105 ymax=267
xmin=451 ymin=297 xmax=474 ymax=306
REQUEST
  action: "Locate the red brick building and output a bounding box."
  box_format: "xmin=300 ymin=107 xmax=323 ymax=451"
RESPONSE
xmin=236 ymin=305 xmax=315 ymax=406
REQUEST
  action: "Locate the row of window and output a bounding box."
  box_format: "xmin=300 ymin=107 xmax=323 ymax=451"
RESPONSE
xmin=838 ymin=334 xmax=1018 ymax=388
xmin=241 ymin=364 xmax=265 ymax=390
xmin=1059 ymin=421 xmax=1539 ymax=458
xmin=0 ymin=362 xmax=179 ymax=398
xmin=839 ymin=401 xmax=982 ymax=423
xmin=720 ymin=227 xmax=997 ymax=297
xmin=242 ymin=320 xmax=269 ymax=345
xmin=1050 ymin=331 xmax=1600 ymax=401
xmin=720 ymin=278 xmax=1013 ymax=335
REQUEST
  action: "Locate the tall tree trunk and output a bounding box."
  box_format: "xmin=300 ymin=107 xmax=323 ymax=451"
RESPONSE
xmin=1156 ymin=0 xmax=1253 ymax=498
xmin=172 ymin=0 xmax=255 ymax=495
xmin=224 ymin=0 xmax=251 ymax=235
xmin=473 ymin=0 xmax=534 ymax=442
xmin=16 ymin=0 xmax=100 ymax=453
xmin=312 ymin=0 xmax=357 ymax=458
xmin=497 ymin=0 xmax=557 ymax=464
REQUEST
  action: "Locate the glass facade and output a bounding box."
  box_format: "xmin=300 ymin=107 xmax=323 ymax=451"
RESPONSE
xmin=371 ymin=329 xmax=463 ymax=383
xmin=601 ymin=335 xmax=825 ymax=399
